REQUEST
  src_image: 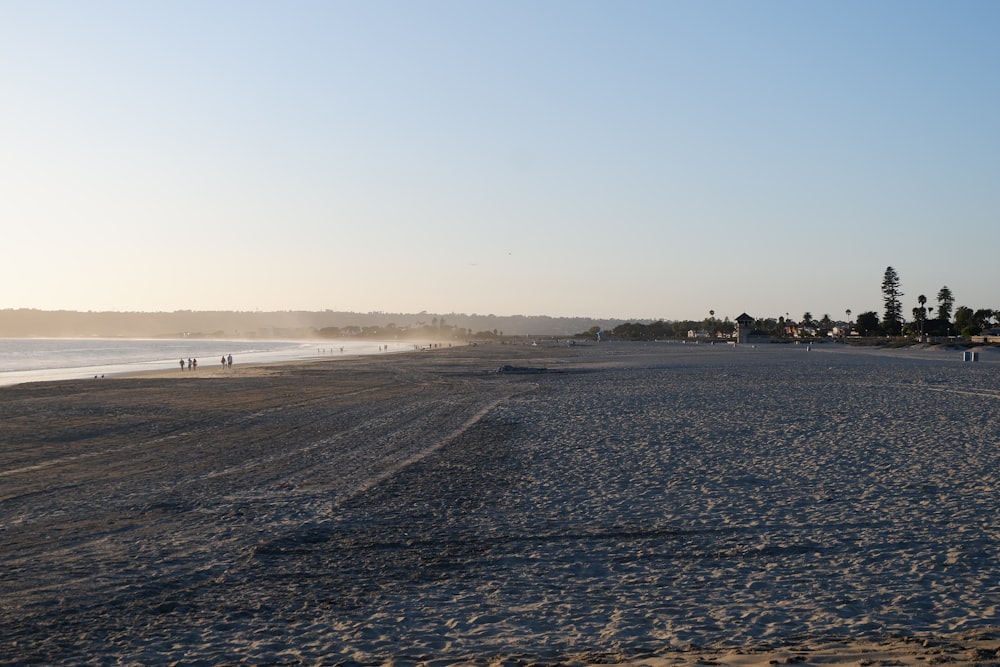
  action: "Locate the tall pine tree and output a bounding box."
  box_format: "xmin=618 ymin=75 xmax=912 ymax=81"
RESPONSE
xmin=881 ymin=266 xmax=904 ymax=335
xmin=936 ymin=286 xmax=954 ymax=323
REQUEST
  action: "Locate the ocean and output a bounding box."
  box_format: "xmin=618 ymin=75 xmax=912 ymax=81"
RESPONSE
xmin=0 ymin=338 xmax=409 ymax=386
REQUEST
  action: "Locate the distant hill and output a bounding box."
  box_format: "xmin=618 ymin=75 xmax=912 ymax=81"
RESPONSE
xmin=0 ymin=309 xmax=638 ymax=339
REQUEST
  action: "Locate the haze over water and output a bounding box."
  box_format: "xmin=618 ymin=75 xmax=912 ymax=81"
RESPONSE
xmin=0 ymin=338 xmax=407 ymax=386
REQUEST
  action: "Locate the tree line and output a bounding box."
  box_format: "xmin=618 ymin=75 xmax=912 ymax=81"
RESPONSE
xmin=596 ymin=315 xmax=829 ymax=341
xmin=588 ymin=267 xmax=998 ymax=342
xmin=600 ymin=316 xmax=736 ymax=341
xmin=861 ymin=266 xmax=997 ymax=337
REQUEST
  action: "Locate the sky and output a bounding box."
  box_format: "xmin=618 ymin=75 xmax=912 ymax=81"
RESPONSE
xmin=2 ymin=1 xmax=998 ymax=322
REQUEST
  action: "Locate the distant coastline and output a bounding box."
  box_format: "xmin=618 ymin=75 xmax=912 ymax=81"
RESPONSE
xmin=0 ymin=308 xmax=632 ymax=339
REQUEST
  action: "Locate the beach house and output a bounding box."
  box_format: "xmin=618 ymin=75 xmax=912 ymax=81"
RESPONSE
xmin=972 ymin=327 xmax=1000 ymax=344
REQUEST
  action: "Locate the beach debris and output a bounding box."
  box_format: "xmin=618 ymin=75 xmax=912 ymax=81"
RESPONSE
xmin=496 ymin=365 xmax=551 ymax=375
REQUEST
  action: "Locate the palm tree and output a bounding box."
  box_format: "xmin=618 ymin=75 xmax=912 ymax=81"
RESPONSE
xmin=917 ymin=295 xmax=927 ymax=336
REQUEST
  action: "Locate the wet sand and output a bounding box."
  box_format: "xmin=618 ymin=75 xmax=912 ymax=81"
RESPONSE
xmin=1 ymin=341 xmax=998 ymax=666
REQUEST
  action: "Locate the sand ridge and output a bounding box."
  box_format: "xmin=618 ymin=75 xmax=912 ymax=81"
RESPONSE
xmin=1 ymin=342 xmax=998 ymax=665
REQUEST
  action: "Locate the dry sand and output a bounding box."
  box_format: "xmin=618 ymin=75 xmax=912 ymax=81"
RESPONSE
xmin=1 ymin=341 xmax=998 ymax=666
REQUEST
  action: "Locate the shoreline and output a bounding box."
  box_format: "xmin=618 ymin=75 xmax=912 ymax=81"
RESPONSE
xmin=0 ymin=337 xmax=457 ymax=387
xmin=2 ymin=342 xmax=998 ymax=665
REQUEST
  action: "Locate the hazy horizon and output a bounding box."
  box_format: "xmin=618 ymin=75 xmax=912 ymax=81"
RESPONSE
xmin=3 ymin=1 xmax=998 ymax=321
xmin=0 ymin=304 xmax=938 ymax=325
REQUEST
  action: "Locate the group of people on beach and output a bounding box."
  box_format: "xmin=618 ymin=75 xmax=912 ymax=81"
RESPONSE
xmin=179 ymin=354 xmax=232 ymax=371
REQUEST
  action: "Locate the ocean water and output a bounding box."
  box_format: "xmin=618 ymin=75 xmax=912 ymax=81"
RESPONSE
xmin=0 ymin=338 xmax=409 ymax=386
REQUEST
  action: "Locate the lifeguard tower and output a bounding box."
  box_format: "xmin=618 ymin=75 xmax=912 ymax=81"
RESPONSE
xmin=735 ymin=313 xmax=755 ymax=344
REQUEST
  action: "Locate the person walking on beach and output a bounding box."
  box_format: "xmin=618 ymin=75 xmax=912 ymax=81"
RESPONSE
xmin=227 ymin=354 xmax=232 ymax=368
xmin=221 ymin=356 xmax=226 ymax=369
xmin=180 ymin=359 xmax=185 ymax=371
xmin=192 ymin=358 xmax=197 ymax=370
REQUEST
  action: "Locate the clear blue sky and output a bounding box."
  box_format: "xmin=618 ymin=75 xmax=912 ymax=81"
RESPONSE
xmin=2 ymin=1 xmax=998 ymax=322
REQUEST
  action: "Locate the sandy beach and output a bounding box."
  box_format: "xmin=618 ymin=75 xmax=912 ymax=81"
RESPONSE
xmin=1 ymin=341 xmax=998 ymax=666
